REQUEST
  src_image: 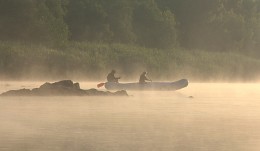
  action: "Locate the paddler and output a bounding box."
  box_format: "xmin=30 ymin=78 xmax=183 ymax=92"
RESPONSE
xmin=139 ymin=71 xmax=152 ymax=84
xmin=107 ymin=70 xmax=121 ymax=83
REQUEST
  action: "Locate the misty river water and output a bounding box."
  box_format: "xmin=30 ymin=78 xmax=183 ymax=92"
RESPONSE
xmin=0 ymin=81 xmax=259 ymax=151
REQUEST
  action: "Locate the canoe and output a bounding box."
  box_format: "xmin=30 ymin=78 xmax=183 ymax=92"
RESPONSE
xmin=104 ymin=79 xmax=188 ymax=91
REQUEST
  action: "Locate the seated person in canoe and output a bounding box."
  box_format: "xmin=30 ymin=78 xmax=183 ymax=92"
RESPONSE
xmin=107 ymin=70 xmax=121 ymax=83
xmin=139 ymin=71 xmax=152 ymax=84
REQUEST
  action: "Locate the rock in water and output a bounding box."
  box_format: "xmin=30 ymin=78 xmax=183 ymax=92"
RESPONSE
xmin=1 ymin=80 xmax=128 ymax=96
xmin=1 ymin=88 xmax=32 ymax=96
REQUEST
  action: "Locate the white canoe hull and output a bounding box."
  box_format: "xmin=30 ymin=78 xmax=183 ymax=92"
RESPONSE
xmin=105 ymin=79 xmax=188 ymax=91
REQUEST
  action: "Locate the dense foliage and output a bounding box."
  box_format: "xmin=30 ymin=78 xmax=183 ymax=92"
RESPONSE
xmin=157 ymin=0 xmax=260 ymax=53
xmin=0 ymin=0 xmax=259 ymax=51
xmin=0 ymin=41 xmax=259 ymax=81
xmin=0 ymin=0 xmax=259 ymax=80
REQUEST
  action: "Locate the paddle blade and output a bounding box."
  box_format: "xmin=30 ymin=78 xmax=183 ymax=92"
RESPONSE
xmin=97 ymin=83 xmax=105 ymax=88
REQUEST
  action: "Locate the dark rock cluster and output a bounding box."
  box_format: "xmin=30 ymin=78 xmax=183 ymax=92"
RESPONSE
xmin=1 ymin=80 xmax=128 ymax=96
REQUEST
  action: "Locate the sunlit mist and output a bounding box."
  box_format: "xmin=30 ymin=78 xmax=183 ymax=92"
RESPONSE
xmin=0 ymin=81 xmax=260 ymax=151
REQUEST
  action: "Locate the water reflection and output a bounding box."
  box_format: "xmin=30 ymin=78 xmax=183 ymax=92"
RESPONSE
xmin=0 ymin=82 xmax=259 ymax=151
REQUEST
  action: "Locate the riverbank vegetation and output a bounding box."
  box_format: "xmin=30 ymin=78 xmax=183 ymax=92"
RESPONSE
xmin=1 ymin=41 xmax=259 ymax=81
xmin=0 ymin=0 xmax=259 ymax=81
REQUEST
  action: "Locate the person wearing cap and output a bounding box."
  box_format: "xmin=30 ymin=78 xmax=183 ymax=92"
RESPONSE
xmin=139 ymin=71 xmax=152 ymax=84
xmin=107 ymin=70 xmax=121 ymax=83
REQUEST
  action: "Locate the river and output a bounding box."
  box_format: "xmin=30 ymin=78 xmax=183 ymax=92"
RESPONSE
xmin=0 ymin=81 xmax=259 ymax=151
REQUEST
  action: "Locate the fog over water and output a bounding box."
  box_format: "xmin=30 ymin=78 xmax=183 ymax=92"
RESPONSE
xmin=0 ymin=81 xmax=260 ymax=151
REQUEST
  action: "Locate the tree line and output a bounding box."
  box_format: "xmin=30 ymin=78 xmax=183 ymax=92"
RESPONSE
xmin=0 ymin=0 xmax=259 ymax=53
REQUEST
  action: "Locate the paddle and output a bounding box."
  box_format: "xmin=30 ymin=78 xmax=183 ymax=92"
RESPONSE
xmin=97 ymin=82 xmax=105 ymax=88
